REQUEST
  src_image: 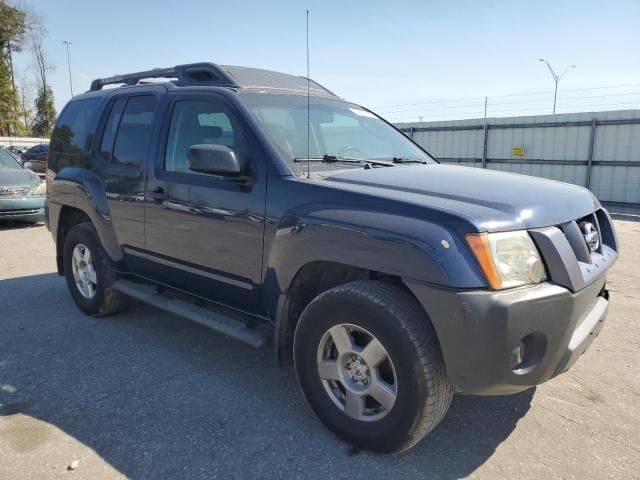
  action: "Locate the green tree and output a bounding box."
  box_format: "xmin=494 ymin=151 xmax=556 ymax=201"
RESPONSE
xmin=0 ymin=56 xmax=20 ymax=135
xmin=0 ymin=1 xmax=27 ymax=135
xmin=0 ymin=2 xmax=26 ymax=54
xmin=28 ymin=8 xmax=56 ymax=137
xmin=31 ymin=84 xmax=55 ymax=136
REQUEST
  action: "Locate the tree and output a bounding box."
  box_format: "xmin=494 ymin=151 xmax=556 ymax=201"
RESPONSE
xmin=0 ymin=55 xmax=21 ymax=135
xmin=0 ymin=1 xmax=27 ymax=135
xmin=31 ymin=84 xmax=54 ymax=136
xmin=16 ymin=70 xmax=32 ymax=133
xmin=0 ymin=1 xmax=27 ymax=82
xmin=28 ymin=8 xmax=55 ymax=136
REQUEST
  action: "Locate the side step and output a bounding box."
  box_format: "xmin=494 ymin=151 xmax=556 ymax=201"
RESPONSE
xmin=113 ymin=279 xmax=269 ymax=348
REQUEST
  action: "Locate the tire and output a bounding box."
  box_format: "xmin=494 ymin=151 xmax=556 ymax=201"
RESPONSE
xmin=63 ymin=222 xmax=126 ymax=316
xmin=293 ymin=280 xmax=452 ymax=453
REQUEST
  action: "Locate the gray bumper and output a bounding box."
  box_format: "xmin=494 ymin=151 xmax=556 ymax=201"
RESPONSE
xmin=0 ymin=207 xmax=44 ymax=222
xmin=405 ymin=276 xmax=609 ymax=395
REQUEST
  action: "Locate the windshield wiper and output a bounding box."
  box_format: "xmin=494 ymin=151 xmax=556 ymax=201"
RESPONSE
xmin=390 ymin=157 xmax=428 ymax=164
xmin=293 ymin=154 xmax=394 ymax=167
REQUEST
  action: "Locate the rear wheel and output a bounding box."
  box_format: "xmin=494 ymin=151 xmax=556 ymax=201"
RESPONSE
xmin=63 ymin=222 xmax=126 ymax=316
xmin=294 ymin=280 xmax=452 ymax=453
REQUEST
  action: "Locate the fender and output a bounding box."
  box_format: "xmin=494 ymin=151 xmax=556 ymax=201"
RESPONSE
xmin=262 ymin=177 xmax=491 ymax=359
xmin=49 ymin=166 xmax=123 ymax=263
xmin=262 ymin=176 xmax=488 ymax=314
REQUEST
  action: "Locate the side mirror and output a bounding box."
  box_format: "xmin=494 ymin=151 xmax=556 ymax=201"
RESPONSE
xmin=187 ymin=144 xmax=242 ymax=177
xmin=23 ymin=161 xmax=34 ymax=170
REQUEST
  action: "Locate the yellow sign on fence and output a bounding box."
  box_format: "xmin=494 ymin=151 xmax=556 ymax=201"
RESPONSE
xmin=512 ymin=147 xmax=525 ymax=157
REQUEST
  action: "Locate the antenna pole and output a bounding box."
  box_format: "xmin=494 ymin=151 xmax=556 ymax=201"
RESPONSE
xmin=306 ymin=9 xmax=311 ymax=178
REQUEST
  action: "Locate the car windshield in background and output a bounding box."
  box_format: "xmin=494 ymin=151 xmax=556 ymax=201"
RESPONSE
xmin=0 ymin=148 xmax=21 ymax=169
xmin=238 ymin=92 xmax=435 ymax=176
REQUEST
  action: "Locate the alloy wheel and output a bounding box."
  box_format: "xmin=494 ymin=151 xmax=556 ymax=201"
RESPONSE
xmin=71 ymin=243 xmax=97 ymax=299
xmin=316 ymin=323 xmax=397 ymax=421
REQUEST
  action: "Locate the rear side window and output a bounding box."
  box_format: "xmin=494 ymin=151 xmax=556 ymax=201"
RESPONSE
xmin=106 ymin=96 xmax=157 ymax=168
xmin=99 ymin=98 xmax=127 ymax=162
xmin=51 ymin=99 xmax=100 ymax=154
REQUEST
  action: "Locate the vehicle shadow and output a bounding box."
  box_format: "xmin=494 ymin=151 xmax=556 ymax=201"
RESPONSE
xmin=0 ymin=273 xmax=533 ymax=479
xmin=0 ymin=221 xmax=44 ymax=231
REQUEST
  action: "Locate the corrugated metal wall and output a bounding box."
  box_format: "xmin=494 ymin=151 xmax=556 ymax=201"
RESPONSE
xmin=396 ymin=110 xmax=640 ymax=212
xmin=0 ymin=137 xmax=50 ymax=148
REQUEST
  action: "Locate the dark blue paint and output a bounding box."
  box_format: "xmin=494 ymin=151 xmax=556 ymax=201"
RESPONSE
xmin=45 ymin=74 xmax=601 ymax=335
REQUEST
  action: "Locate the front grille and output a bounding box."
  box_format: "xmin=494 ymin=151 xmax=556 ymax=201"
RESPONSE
xmin=0 ymin=186 xmax=31 ymax=198
xmin=0 ymin=208 xmax=40 ymax=216
xmin=559 ymin=209 xmax=616 ymax=262
xmin=534 ymin=208 xmax=618 ymax=292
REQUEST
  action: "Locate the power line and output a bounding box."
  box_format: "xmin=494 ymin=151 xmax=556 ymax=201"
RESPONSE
xmin=371 ymin=83 xmax=640 ymax=110
xmin=376 ymin=92 xmax=640 ymax=115
xmin=383 ymin=100 xmax=640 ymax=122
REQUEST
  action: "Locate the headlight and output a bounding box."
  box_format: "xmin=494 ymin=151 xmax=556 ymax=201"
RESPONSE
xmin=29 ymin=182 xmax=46 ymax=196
xmin=466 ymin=230 xmax=547 ymax=289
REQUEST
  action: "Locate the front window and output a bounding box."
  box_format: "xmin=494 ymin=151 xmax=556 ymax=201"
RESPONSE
xmin=164 ymin=98 xmax=248 ymax=174
xmin=239 ymin=92 xmax=434 ymax=176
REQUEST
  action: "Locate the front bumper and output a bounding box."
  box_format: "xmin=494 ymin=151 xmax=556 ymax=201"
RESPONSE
xmin=405 ymin=276 xmax=609 ymax=395
xmin=0 ymin=197 xmax=45 ymax=222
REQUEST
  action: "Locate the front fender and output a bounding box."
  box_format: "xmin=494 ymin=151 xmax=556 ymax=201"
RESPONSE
xmin=50 ymin=167 xmax=123 ymax=262
xmin=263 ymin=202 xmax=487 ymax=317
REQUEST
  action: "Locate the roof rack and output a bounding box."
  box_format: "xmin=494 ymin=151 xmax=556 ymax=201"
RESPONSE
xmin=89 ymin=62 xmax=239 ymax=91
xmin=89 ymin=62 xmax=340 ymax=98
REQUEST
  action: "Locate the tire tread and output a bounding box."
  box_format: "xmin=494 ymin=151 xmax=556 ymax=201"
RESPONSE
xmin=295 ymin=280 xmax=453 ymax=453
xmin=64 ymin=222 xmax=126 ymax=317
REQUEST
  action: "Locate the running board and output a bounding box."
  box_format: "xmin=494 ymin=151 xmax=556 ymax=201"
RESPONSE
xmin=113 ymin=279 xmax=269 ymax=348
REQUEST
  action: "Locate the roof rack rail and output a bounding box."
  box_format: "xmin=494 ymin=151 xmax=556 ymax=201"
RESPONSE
xmin=89 ymin=62 xmax=239 ymax=91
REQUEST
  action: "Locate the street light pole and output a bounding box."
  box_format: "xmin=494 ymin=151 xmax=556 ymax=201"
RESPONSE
xmin=539 ymin=59 xmax=575 ymax=114
xmin=63 ymin=40 xmax=74 ymax=97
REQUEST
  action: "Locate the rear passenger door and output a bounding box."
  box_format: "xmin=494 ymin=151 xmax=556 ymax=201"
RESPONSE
xmin=143 ymin=92 xmax=266 ymax=310
xmin=93 ymin=92 xmax=159 ymax=254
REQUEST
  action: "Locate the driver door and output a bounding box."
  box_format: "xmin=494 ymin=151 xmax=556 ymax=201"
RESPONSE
xmin=142 ymin=92 xmax=266 ymax=310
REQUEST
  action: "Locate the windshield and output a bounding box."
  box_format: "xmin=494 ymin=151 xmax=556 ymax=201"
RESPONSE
xmin=0 ymin=148 xmax=22 ymax=170
xmin=239 ymin=92 xmax=435 ymax=176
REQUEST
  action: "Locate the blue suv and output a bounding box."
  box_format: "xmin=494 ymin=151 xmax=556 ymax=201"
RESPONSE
xmin=45 ymin=63 xmax=618 ymax=453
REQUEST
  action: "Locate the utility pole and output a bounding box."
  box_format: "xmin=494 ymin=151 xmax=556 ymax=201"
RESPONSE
xmin=539 ymin=59 xmax=575 ymax=114
xmin=63 ymin=40 xmax=74 ymax=96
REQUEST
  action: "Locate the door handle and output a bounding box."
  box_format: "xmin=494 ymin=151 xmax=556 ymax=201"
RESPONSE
xmin=147 ymin=187 xmax=168 ymax=203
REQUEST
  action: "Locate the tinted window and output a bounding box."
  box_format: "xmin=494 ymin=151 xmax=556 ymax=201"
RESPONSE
xmin=50 ymin=99 xmax=100 ymax=154
xmin=165 ymin=99 xmax=246 ymax=174
xmin=99 ymin=97 xmax=127 ymax=162
xmin=111 ymin=96 xmax=157 ymax=168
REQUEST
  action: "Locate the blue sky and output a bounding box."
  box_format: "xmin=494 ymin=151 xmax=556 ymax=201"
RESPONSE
xmin=14 ymin=0 xmax=640 ymax=121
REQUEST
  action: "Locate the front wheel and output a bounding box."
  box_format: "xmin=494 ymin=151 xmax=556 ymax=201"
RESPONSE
xmin=294 ymin=281 xmax=452 ymax=453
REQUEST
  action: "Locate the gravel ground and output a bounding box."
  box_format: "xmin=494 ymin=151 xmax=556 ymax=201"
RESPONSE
xmin=0 ymin=220 xmax=638 ymax=480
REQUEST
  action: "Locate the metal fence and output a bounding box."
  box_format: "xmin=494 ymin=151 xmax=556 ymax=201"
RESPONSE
xmin=396 ymin=110 xmax=640 ymax=213
xmin=0 ymin=136 xmax=50 ymax=149
xmin=2 ymin=114 xmax=639 ymax=213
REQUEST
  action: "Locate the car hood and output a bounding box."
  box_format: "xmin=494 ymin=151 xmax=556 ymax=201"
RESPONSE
xmin=0 ymin=168 xmax=41 ymax=188
xmin=320 ymin=164 xmax=599 ymax=232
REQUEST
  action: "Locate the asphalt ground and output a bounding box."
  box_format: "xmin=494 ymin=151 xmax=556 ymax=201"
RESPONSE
xmin=0 ymin=220 xmax=638 ymax=479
